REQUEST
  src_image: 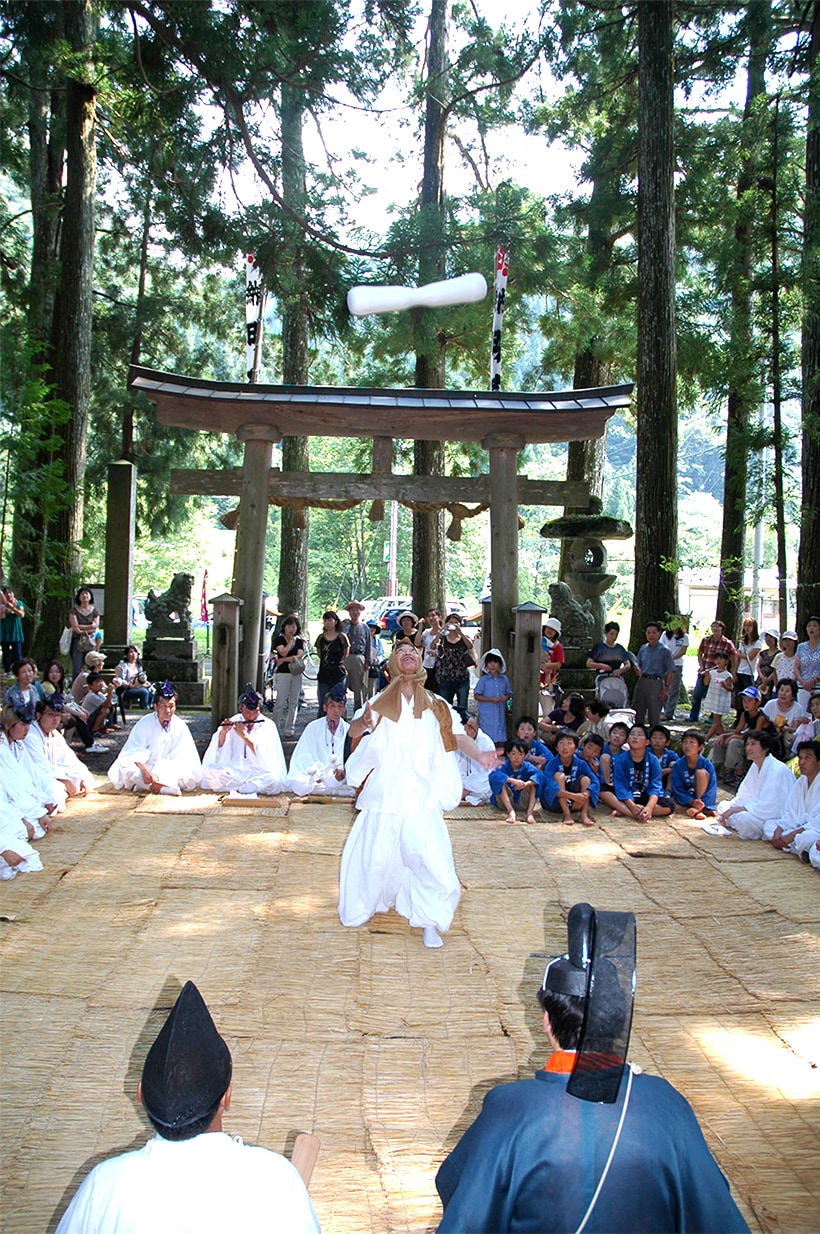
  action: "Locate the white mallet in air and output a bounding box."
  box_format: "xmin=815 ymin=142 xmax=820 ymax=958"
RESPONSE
xmin=347 ymin=272 xmax=487 ymax=317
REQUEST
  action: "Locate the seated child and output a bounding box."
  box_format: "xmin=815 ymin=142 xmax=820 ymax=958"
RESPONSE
xmin=577 ymin=699 xmax=610 ymax=741
xmin=610 ymin=723 xmax=674 ymax=822
xmin=579 ymin=732 xmax=605 ymax=781
xmin=597 ymin=721 xmax=630 ymax=812
xmin=473 ymin=650 xmax=512 ymax=746
xmin=670 ymin=729 xmax=718 ymax=819
xmin=540 ymin=730 xmax=599 ymax=826
xmin=488 ymin=739 xmax=543 ymax=825
xmin=649 ymin=724 xmax=679 ymax=791
xmin=514 ymin=714 xmax=551 ymax=770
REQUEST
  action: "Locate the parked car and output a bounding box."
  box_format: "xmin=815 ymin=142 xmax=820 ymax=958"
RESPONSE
xmin=379 ymin=606 xmax=418 ymax=635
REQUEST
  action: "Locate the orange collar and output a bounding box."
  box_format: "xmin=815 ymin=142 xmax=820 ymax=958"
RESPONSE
xmin=545 ymin=1050 xmax=577 ymax=1074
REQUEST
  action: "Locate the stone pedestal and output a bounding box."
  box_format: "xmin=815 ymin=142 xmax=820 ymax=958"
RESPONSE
xmin=142 ymin=631 xmax=208 ymax=706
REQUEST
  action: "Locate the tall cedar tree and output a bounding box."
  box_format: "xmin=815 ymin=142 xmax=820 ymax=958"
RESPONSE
xmin=630 ymin=0 xmax=678 ymax=648
xmin=799 ymin=0 xmax=820 ymax=626
xmin=715 ymin=1 xmax=772 ymax=639
xmin=411 ymin=0 xmax=449 ymax=616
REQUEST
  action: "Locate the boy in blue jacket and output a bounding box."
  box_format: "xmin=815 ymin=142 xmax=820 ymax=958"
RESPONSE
xmin=489 ymin=739 xmax=543 ymax=824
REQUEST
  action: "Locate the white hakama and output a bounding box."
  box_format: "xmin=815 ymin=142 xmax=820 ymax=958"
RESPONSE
xmin=717 ymin=754 xmax=796 ymax=839
xmin=26 ymin=721 xmax=95 ymax=795
xmin=201 ymin=715 xmax=287 ymax=794
xmin=108 ymin=713 xmax=201 ymax=792
xmin=286 ymin=716 xmax=354 ymax=797
xmin=0 ymin=803 xmax=43 ymax=879
xmin=339 ymin=695 xmax=463 ymax=933
xmin=762 ymin=769 xmax=820 ymax=844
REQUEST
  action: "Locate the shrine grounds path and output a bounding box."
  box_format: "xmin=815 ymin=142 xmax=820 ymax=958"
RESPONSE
xmin=1 ymin=707 xmax=818 ymax=1234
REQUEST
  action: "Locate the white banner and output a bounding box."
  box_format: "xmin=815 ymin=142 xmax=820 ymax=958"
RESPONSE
xmin=490 ymin=246 xmax=509 ymax=392
xmin=245 ymin=253 xmax=265 ymax=382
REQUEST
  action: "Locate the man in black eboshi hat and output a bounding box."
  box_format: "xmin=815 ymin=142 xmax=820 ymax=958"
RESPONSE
xmin=56 ymin=982 xmax=320 ymax=1234
xmin=435 ymin=904 xmax=750 ymax=1233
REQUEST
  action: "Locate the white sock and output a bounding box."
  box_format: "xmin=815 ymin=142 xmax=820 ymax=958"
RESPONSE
xmin=423 ymin=926 xmax=443 ymax=949
xmin=159 ymin=785 xmax=182 ymax=797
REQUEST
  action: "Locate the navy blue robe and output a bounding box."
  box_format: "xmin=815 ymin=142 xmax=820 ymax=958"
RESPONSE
xmin=436 ymin=1068 xmax=749 ymax=1233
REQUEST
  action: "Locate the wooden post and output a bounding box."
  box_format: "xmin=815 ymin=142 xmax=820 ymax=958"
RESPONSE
xmin=484 ymin=433 xmax=524 ymax=679
xmin=103 ymin=460 xmax=136 ymax=655
xmin=211 ymin=593 xmax=242 ymax=733
xmin=232 ymin=423 xmax=281 ymax=689
xmin=512 ymin=602 xmax=544 ymax=732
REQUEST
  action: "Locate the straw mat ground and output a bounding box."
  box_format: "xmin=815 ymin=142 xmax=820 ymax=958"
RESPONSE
xmin=1 ymin=782 xmax=818 ymax=1233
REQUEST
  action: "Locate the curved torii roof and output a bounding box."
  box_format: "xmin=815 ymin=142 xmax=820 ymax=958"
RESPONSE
xmin=128 ymin=366 xmax=633 ymax=445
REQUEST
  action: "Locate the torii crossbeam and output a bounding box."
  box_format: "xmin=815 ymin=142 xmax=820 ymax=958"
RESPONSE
xmin=128 ymin=365 xmax=633 ymax=687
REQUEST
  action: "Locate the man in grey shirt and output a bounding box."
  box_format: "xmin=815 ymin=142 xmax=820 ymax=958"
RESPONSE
xmin=633 ymin=622 xmax=676 ymax=726
xmin=343 ymin=601 xmax=371 ymax=711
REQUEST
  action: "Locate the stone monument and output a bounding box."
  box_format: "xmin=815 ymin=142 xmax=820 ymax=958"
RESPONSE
xmin=142 ymin=572 xmax=207 ymax=706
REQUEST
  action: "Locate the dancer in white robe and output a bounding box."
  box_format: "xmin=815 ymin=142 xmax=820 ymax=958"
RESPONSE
xmin=202 ymin=686 xmax=287 ymax=795
xmin=716 ymin=730 xmax=795 ymax=840
xmin=26 ymin=696 xmax=95 ymax=798
xmin=0 ymin=702 xmax=55 ymax=833
xmin=286 ymin=684 xmax=354 ymax=797
xmin=456 ymin=715 xmax=496 ymax=805
xmin=339 ymin=642 xmax=496 ymax=948
xmin=0 ymin=802 xmax=43 ymax=880
xmin=108 ymin=683 xmax=201 ymax=794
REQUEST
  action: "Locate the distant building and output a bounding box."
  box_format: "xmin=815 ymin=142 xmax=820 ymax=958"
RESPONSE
xmin=678 ymin=567 xmax=795 ymax=634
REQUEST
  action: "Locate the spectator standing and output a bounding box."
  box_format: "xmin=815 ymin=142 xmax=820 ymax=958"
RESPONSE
xmin=0 ymin=587 xmax=26 ymax=674
xmin=433 ymin=614 xmax=476 ymax=720
xmin=415 ymin=607 xmax=443 ymax=689
xmin=733 ymin=618 xmax=762 ymax=724
xmin=756 ymin=628 xmax=780 ymax=700
xmin=342 ymin=601 xmax=370 ymax=712
xmin=660 ymin=620 xmax=689 ymax=719
xmin=632 ymin=623 xmax=676 ymax=727
xmin=687 ymin=620 xmax=737 ymax=722
xmin=473 ymin=648 xmax=512 ymax=745
xmin=68 ymin=586 xmax=101 ymax=677
xmin=270 ymin=615 xmax=305 ymax=737
xmin=314 ymin=611 xmax=349 ymax=713
xmin=771 ymin=631 xmax=799 ymax=687
xmin=794 ymin=616 xmax=820 ymax=712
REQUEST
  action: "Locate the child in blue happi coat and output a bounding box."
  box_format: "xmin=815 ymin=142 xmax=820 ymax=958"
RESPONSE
xmin=488 ymin=739 xmax=543 ymax=825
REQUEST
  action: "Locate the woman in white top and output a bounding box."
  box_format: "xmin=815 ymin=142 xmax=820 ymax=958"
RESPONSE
xmin=660 ymin=622 xmax=689 ymax=720
xmin=733 ymin=617 xmax=762 ymax=725
xmin=762 ymin=678 xmax=807 ymax=757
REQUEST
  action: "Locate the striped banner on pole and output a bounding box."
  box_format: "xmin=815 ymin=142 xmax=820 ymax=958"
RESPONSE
xmin=245 ymin=253 xmax=265 ymax=382
xmin=490 ymin=246 xmax=509 ymax=391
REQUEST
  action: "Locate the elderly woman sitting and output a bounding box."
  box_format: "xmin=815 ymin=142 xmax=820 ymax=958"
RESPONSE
xmin=3 ymin=657 xmax=45 ymax=712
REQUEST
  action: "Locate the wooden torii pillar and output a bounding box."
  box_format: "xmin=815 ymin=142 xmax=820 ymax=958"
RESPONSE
xmin=129 ymin=367 xmax=633 ymax=692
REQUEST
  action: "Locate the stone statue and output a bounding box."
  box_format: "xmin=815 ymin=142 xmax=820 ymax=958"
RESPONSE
xmin=144 ymin=573 xmax=194 ymax=634
xmin=547 ymin=581 xmax=596 ymax=652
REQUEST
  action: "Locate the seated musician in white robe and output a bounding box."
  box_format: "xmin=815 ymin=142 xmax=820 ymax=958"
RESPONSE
xmin=771 ymin=739 xmax=820 ymax=855
xmin=26 ymin=695 xmax=95 ymax=799
xmin=201 ymin=685 xmax=287 ymax=795
xmin=716 ymin=730 xmax=795 ymax=840
xmin=286 ymin=684 xmax=354 ymax=797
xmin=0 ymin=701 xmax=57 ymax=832
xmin=456 ymin=714 xmax=496 ymax=805
xmin=108 ymin=682 xmax=201 ymax=795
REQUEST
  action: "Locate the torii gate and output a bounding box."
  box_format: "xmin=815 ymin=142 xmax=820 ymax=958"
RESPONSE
xmin=128 ymin=365 xmax=633 ymax=689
